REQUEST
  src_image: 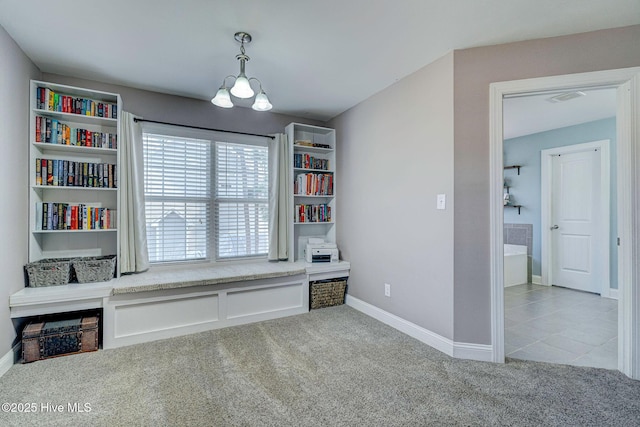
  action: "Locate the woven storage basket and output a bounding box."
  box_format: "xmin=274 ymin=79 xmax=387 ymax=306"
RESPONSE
xmin=310 ymin=278 xmax=348 ymax=309
xmin=25 ymin=259 xmax=72 ymax=287
xmin=72 ymin=256 xmax=116 ymax=283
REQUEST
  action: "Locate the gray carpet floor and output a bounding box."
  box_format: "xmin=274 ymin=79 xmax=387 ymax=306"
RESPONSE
xmin=0 ymin=305 xmax=639 ymax=426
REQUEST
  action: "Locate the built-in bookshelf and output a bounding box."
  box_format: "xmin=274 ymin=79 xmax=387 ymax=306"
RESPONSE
xmin=285 ymin=123 xmax=336 ymax=261
xmin=29 ymin=80 xmax=121 ymax=274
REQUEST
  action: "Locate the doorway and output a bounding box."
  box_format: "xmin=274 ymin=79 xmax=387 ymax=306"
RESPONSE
xmin=489 ymin=67 xmax=640 ymax=380
xmin=502 ymin=92 xmax=616 ymax=369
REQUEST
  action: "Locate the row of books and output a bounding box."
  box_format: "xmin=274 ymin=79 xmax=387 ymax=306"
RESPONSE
xmin=35 ymin=202 xmax=116 ymax=231
xmin=36 ymin=159 xmax=117 ymax=188
xmin=294 ymin=153 xmax=330 ymax=171
xmin=294 ymin=173 xmax=334 ymax=196
xmin=36 ymin=87 xmax=118 ymax=119
xmin=35 ymin=116 xmax=117 ymax=149
xmin=295 ymin=204 xmax=332 ymax=223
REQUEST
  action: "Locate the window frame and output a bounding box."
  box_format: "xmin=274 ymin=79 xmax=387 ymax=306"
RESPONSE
xmin=141 ymin=122 xmax=270 ymax=265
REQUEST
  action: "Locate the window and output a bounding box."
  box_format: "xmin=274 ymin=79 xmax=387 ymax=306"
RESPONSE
xmin=142 ymin=125 xmax=269 ymax=264
xmin=215 ymin=142 xmax=269 ymax=259
xmin=143 ymin=133 xmax=211 ymax=262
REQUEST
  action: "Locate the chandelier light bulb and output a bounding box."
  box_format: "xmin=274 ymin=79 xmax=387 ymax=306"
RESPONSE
xmin=252 ymin=90 xmax=272 ymax=111
xmin=230 ymin=74 xmax=254 ymax=99
xmin=211 ymin=86 xmax=233 ymax=108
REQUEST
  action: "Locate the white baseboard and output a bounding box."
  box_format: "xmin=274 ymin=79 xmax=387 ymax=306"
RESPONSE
xmin=532 ymin=275 xmax=542 ymax=285
xmin=453 ymin=342 xmax=493 ymax=362
xmin=345 ymin=295 xmax=493 ymax=362
xmin=602 ymin=288 xmax=619 ymax=300
xmin=0 ymin=344 xmax=19 ymax=378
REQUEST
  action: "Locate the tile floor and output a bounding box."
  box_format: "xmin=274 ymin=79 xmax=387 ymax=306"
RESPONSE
xmin=505 ymin=283 xmax=617 ymax=370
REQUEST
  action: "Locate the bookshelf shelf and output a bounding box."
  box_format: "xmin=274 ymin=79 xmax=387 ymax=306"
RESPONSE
xmin=294 ymin=222 xmax=334 ymax=225
xmin=294 ymin=194 xmax=334 ymax=198
xmin=33 ymin=108 xmax=117 ymax=127
xmin=293 ymin=145 xmax=333 ymax=154
xmin=293 ymin=167 xmax=334 ymax=173
xmin=32 ymin=186 xmax=117 ymax=191
xmin=29 ymin=80 xmax=121 ymax=276
xmin=32 ymin=142 xmax=117 ymax=155
xmin=33 ymin=229 xmax=117 ymax=234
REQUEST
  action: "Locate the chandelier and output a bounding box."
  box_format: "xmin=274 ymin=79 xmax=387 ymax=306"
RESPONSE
xmin=211 ymin=32 xmax=272 ymax=111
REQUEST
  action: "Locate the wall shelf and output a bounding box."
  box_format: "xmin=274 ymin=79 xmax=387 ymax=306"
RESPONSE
xmin=504 ymin=165 xmax=521 ymax=175
xmin=505 ymin=204 xmax=522 ymax=215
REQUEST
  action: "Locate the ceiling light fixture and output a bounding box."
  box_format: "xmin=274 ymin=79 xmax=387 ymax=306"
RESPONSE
xmin=211 ymin=32 xmax=272 ymax=112
xmin=546 ymin=91 xmax=586 ymax=103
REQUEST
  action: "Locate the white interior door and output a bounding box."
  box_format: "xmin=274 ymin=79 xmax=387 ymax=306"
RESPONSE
xmin=550 ymin=148 xmax=603 ymax=293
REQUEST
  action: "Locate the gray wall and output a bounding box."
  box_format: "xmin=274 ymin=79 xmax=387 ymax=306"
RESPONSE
xmin=453 ymin=25 xmax=640 ymax=344
xmin=0 ymin=24 xmax=40 ymax=357
xmin=503 ymin=118 xmax=618 ymax=288
xmin=42 ymin=73 xmax=324 ymax=135
xmin=329 ymin=53 xmax=455 ymax=339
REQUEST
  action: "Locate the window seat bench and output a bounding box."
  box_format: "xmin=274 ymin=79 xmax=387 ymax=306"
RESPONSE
xmin=10 ymin=260 xmax=350 ymax=349
xmin=112 ymin=261 xmax=307 ymax=294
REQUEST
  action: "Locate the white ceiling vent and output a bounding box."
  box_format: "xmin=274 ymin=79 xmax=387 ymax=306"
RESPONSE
xmin=547 ymin=91 xmax=587 ymax=103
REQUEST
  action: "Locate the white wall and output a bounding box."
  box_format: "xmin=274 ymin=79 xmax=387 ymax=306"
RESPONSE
xmin=0 ymin=24 xmax=40 ymax=356
xmin=330 ymin=53 xmax=454 ymax=339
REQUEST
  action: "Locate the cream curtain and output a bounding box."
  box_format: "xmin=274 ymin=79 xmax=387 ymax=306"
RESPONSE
xmin=268 ymin=133 xmax=290 ymax=261
xmin=119 ymin=111 xmax=149 ymax=273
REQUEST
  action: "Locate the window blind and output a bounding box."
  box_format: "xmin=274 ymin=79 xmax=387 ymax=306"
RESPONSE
xmin=215 ymin=141 xmax=269 ymax=259
xmin=143 ymin=133 xmax=211 ymax=262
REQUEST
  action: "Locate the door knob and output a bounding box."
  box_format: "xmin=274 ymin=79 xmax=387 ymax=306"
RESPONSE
xmin=550 ymin=225 xmax=559 ymax=230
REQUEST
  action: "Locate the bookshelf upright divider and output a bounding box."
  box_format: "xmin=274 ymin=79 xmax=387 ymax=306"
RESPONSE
xmin=29 ymin=80 xmax=122 ymax=277
xmin=285 ymin=123 xmax=337 ymax=262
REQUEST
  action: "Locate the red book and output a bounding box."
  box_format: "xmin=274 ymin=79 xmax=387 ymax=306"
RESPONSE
xmin=85 ymin=130 xmax=92 ymax=147
xmin=71 ymin=205 xmax=78 ymax=229
xmin=94 ymin=207 xmax=99 ymax=229
xmin=35 ymin=116 xmax=41 ymax=142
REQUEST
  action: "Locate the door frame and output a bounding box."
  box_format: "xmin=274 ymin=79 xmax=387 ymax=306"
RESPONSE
xmin=489 ymin=67 xmax=640 ymax=379
xmin=541 ymin=140 xmax=610 ymax=294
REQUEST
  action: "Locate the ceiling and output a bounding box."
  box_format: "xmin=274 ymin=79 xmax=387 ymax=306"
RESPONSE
xmin=503 ymin=88 xmax=617 ymax=139
xmin=0 ymin=0 xmax=638 ymax=122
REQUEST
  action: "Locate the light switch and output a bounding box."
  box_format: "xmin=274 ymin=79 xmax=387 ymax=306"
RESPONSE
xmin=437 ymin=194 xmax=446 ymax=210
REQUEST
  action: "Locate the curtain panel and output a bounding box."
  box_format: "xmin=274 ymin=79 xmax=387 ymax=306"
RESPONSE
xmin=268 ymin=133 xmax=290 ymax=261
xmin=119 ymin=111 xmax=150 ymax=273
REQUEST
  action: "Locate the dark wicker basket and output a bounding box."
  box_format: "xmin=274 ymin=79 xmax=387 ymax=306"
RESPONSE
xmin=310 ymin=278 xmax=348 ymax=309
xmin=72 ymin=256 xmax=116 ymax=283
xmin=25 ymin=258 xmax=73 ymax=287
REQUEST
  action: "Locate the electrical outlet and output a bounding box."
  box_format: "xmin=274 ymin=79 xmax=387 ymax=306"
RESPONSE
xmin=384 ymin=283 xmax=391 ymax=297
